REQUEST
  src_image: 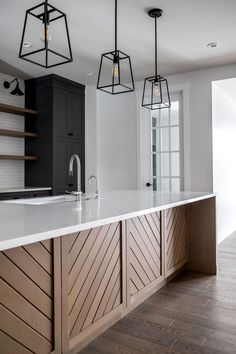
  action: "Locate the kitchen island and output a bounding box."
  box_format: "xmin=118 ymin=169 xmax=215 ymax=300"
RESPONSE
xmin=0 ymin=190 xmax=216 ymax=354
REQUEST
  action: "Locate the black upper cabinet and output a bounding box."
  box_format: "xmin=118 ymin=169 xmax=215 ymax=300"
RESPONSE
xmin=25 ymin=74 xmax=85 ymax=194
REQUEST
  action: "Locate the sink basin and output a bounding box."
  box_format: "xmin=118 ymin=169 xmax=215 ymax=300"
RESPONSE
xmin=1 ymin=194 xmax=95 ymax=205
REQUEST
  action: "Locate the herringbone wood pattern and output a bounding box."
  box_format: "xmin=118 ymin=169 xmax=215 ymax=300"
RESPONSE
xmin=128 ymin=213 xmax=162 ymax=296
xmin=165 ymin=206 xmax=188 ymax=275
xmin=62 ymin=222 xmax=122 ymax=341
xmin=0 ymin=240 xmax=54 ymax=354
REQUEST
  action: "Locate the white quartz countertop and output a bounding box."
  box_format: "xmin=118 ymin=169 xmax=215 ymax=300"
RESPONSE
xmin=0 ymin=190 xmax=215 ymax=251
xmin=0 ymin=187 xmax=52 ymax=193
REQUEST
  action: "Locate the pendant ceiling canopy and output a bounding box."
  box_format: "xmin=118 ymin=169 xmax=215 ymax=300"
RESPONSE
xmin=97 ymin=0 xmax=135 ymax=95
xmin=142 ymin=9 xmax=171 ymax=110
xmin=19 ymin=0 xmax=73 ymax=68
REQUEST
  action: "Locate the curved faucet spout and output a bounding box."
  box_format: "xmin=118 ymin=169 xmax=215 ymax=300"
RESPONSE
xmin=69 ymin=154 xmax=81 ymax=193
xmin=88 ymin=175 xmax=100 ymax=198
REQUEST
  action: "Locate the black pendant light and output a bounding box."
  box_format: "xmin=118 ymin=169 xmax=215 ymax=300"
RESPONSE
xmin=3 ymin=79 xmax=24 ymax=96
xmin=142 ymin=9 xmax=170 ymax=110
xmin=19 ymin=0 xmax=72 ymax=68
xmin=97 ymin=0 xmax=135 ymax=95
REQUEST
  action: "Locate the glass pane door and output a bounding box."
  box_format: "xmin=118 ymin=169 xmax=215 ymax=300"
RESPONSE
xmin=151 ymin=92 xmax=183 ymax=192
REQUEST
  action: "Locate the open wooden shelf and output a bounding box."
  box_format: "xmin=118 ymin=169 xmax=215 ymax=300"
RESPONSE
xmin=0 ymin=103 xmax=37 ymax=116
xmin=0 ymin=129 xmax=37 ymax=138
xmin=0 ymin=155 xmax=37 ymax=161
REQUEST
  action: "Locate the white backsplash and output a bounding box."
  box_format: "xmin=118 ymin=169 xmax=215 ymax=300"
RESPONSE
xmin=0 ymin=73 xmax=25 ymax=188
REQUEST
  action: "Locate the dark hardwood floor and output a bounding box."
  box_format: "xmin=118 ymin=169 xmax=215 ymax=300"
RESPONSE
xmin=80 ymin=233 xmax=236 ymax=354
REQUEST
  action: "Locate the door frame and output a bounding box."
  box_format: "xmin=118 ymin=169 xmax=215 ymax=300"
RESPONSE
xmin=136 ymin=82 xmax=191 ymax=191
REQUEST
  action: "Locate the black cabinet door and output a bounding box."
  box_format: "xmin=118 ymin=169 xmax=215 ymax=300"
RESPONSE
xmin=69 ymin=138 xmax=85 ymax=192
xmin=54 ymin=88 xmax=69 ymax=138
xmin=53 ymin=137 xmax=69 ymax=194
xmin=25 ymin=75 xmax=85 ymax=196
xmin=68 ymin=94 xmax=84 ymax=140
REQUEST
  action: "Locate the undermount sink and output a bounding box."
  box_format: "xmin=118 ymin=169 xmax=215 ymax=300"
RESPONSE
xmin=2 ymin=194 xmax=95 ymax=205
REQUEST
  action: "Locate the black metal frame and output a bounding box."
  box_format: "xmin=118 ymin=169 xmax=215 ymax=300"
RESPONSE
xmin=97 ymin=49 xmax=134 ymax=95
xmin=142 ymin=75 xmax=171 ymax=110
xmin=19 ymin=0 xmax=73 ymax=68
xmin=142 ymin=8 xmax=171 ymax=110
xmin=97 ymin=0 xmax=135 ymax=95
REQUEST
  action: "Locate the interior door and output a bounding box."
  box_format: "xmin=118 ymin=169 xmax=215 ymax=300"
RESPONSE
xmin=146 ymin=91 xmax=184 ymax=191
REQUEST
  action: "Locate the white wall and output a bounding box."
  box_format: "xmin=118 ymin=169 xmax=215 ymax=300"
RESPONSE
xmin=0 ymin=73 xmax=25 ymax=188
xmin=85 ymin=63 xmax=236 ymax=194
xmin=212 ymin=79 xmax=236 ymax=244
xmin=85 ymin=85 xmax=98 ymax=190
xmin=136 ymin=63 xmax=236 ymax=192
xmin=97 ymin=90 xmax=137 ymax=191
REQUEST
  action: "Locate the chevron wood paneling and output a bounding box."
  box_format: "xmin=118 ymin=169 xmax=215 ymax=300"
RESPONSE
xmin=127 ymin=212 xmax=162 ymax=301
xmin=61 ymin=222 xmax=123 ymax=351
xmin=164 ymin=206 xmax=188 ymax=276
xmin=0 ymin=239 xmax=60 ymax=354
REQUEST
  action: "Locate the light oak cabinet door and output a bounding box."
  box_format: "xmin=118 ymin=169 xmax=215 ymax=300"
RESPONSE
xmin=127 ymin=212 xmax=163 ymax=307
xmin=61 ymin=222 xmax=125 ymax=354
xmin=164 ymin=205 xmax=189 ymax=277
xmin=0 ymin=239 xmax=61 ymax=354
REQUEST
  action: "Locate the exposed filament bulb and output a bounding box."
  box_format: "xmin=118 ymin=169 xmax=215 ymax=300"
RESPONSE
xmin=113 ymin=55 xmax=119 ymax=79
xmin=153 ymin=81 xmax=160 ymax=97
xmin=40 ymin=25 xmax=51 ymax=43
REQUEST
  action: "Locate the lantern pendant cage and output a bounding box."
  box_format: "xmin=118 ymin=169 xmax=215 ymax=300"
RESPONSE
xmin=19 ymin=0 xmax=73 ymax=68
xmin=142 ymin=8 xmax=171 ymax=110
xmin=97 ymin=0 xmax=135 ymax=95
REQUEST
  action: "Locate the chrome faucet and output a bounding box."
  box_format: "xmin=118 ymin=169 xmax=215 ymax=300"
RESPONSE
xmin=68 ymin=154 xmax=82 ymax=202
xmin=88 ymin=175 xmax=100 ymax=199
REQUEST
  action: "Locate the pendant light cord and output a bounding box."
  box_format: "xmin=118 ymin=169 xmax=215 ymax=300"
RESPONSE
xmin=115 ymin=0 xmax=118 ymax=53
xmin=44 ymin=0 xmax=49 ymax=24
xmin=155 ymin=16 xmax=158 ymax=78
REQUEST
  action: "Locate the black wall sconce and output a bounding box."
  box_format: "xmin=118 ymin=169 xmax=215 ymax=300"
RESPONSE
xmin=19 ymin=0 xmax=73 ymax=68
xmin=3 ymin=79 xmax=24 ymax=96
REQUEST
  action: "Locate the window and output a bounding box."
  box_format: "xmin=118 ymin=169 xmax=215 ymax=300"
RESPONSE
xmin=151 ymin=92 xmax=183 ymax=192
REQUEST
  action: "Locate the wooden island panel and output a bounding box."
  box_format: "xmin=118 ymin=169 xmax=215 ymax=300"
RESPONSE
xmin=164 ymin=205 xmax=189 ymax=277
xmin=0 ymin=239 xmax=61 ymax=354
xmin=61 ymin=222 xmax=126 ymax=353
xmin=127 ymin=212 xmax=163 ymax=307
xmin=0 ymin=196 xmax=217 ymax=354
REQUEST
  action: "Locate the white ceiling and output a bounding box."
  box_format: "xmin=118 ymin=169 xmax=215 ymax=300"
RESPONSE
xmin=1 ymin=0 xmax=236 ymax=85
